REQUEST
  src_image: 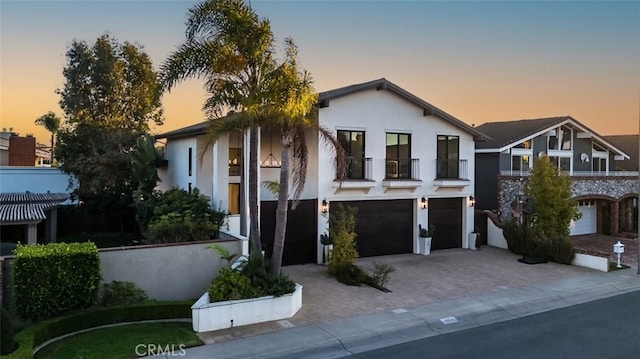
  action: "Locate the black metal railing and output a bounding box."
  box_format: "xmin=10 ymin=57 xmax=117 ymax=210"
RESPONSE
xmin=436 ymin=159 xmax=468 ymax=180
xmin=340 ymin=157 xmax=373 ymax=180
xmin=385 ymin=158 xmax=420 ymax=180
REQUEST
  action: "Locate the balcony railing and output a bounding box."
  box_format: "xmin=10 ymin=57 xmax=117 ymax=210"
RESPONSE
xmin=500 ymin=169 xmax=639 ymax=177
xmin=436 ymin=159 xmax=468 ymax=180
xmin=341 ymin=157 xmax=373 ymax=180
xmin=385 ymin=158 xmax=420 ymax=180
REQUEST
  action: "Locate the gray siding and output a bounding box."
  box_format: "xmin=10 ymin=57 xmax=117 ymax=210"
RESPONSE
xmin=573 ymin=134 xmax=592 ymax=172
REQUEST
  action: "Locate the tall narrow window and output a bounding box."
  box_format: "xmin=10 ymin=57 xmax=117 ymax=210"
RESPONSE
xmin=188 ymin=147 xmax=193 ymax=176
xmin=385 ymin=133 xmax=411 ymax=179
xmin=228 ymin=183 xmax=240 ymax=215
xmin=436 ymin=135 xmax=459 ymax=178
xmin=337 ymin=130 xmax=365 ymax=179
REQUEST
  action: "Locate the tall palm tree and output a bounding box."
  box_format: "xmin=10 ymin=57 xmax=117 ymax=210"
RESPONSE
xmin=34 ymin=111 xmax=61 ymax=162
xmin=160 ymin=0 xmax=276 ymax=255
xmin=268 ymin=39 xmax=348 ymax=274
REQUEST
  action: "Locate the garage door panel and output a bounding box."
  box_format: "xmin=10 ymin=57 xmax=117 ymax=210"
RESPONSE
xmin=428 ymin=198 xmax=462 ymax=250
xmin=571 ymin=204 xmax=597 ymax=235
xmin=342 ymin=200 xmax=413 ymax=258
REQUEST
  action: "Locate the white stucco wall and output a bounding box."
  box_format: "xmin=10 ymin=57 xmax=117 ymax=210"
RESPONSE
xmin=157 ymin=137 xmax=197 ymax=192
xmin=315 ymin=89 xmax=477 ymax=259
xmin=0 ymin=167 xmax=76 ymax=201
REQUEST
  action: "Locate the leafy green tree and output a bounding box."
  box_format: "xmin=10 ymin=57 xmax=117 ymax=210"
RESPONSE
xmin=160 ymin=0 xmax=275 ymax=256
xmin=55 ymin=33 xmax=163 ymax=219
xmin=131 ymin=134 xmax=161 ymax=234
xmin=526 ymin=155 xmax=581 ymax=237
xmin=34 ymin=111 xmax=61 ymax=163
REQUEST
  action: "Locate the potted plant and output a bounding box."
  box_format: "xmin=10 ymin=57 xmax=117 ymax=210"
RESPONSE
xmin=418 ymin=224 xmax=435 ymax=255
xmin=320 ymin=232 xmax=333 ymax=264
xmin=468 ymin=227 xmax=480 ymax=250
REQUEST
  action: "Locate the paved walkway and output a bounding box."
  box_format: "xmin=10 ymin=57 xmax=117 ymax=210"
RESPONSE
xmin=183 ymin=247 xmax=640 ymax=358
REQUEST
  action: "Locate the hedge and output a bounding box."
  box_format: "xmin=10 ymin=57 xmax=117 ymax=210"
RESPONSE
xmin=14 ymin=242 xmax=101 ymax=320
xmin=1 ymin=301 xmax=192 ymax=359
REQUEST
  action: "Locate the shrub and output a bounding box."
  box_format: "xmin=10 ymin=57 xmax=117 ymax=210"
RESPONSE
xmin=237 ymin=252 xmax=269 ymax=293
xmin=266 ymin=273 xmax=296 ymax=297
xmin=328 ymin=203 xmax=359 ymax=277
xmin=208 ymin=267 xmax=260 ymax=302
xmin=369 ymin=262 xmax=395 ymax=288
xmin=502 ymin=220 xmax=575 ymax=264
xmin=334 ymin=264 xmax=367 ymax=286
xmin=101 ymin=281 xmax=148 ymax=307
xmin=143 ymin=188 xmax=227 ymax=243
xmin=1 ymin=307 xmax=16 ymax=355
xmin=13 ymin=242 xmax=101 ymax=320
xmin=541 ymin=235 xmax=575 ymax=265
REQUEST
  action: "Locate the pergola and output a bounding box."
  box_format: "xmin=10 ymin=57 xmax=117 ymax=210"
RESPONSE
xmin=0 ymin=191 xmax=70 ymax=244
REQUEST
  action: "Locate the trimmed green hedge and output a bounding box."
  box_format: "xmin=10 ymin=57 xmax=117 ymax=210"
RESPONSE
xmin=14 ymin=242 xmax=101 ymax=320
xmin=1 ymin=301 xmax=192 ymax=359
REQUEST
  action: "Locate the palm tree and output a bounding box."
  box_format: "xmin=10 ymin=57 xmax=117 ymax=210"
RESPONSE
xmin=34 ymin=111 xmax=61 ymax=162
xmin=268 ymin=39 xmax=347 ymax=274
xmin=160 ymin=0 xmax=276 ymax=255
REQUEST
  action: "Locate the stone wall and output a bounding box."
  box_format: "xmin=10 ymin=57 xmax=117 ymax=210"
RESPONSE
xmin=497 ymin=176 xmax=639 ymax=221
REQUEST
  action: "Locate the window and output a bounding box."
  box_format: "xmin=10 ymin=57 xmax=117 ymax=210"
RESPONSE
xmin=548 ymin=126 xmax=572 ymax=150
xmin=593 ymin=157 xmax=607 ymax=172
xmin=385 ymin=133 xmax=411 ymax=179
xmin=437 ymin=135 xmax=459 ymax=178
xmin=337 ymin=130 xmax=365 ymax=179
xmin=188 ymin=147 xmax=193 ymax=176
xmin=228 ymin=184 xmax=240 ymax=215
xmin=514 ymin=140 xmax=531 ymax=149
xmin=229 ymin=148 xmax=241 ymax=176
xmin=512 ymin=155 xmax=530 ymax=172
xmin=549 ymin=156 xmax=571 ymax=172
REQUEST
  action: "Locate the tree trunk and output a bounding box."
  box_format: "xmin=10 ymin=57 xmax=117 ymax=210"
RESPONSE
xmin=248 ymin=124 xmax=262 ymax=255
xmin=50 ymin=133 xmax=55 ymax=162
xmin=271 ymin=132 xmax=292 ymax=274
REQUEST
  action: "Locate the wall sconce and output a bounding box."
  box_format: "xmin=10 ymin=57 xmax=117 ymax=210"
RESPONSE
xmin=321 ymin=199 xmax=329 ymax=214
xmin=469 ymin=195 xmax=476 ymax=207
xmin=420 ymin=196 xmax=428 ymax=209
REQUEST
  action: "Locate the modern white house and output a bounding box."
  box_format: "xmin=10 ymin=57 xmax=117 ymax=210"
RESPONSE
xmin=156 ymin=78 xmax=489 ymax=265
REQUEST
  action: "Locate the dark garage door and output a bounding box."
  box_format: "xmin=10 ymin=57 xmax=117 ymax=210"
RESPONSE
xmin=342 ymin=199 xmax=413 ymax=257
xmin=428 ymin=198 xmax=462 ymax=250
xmin=261 ymin=199 xmax=317 ymax=266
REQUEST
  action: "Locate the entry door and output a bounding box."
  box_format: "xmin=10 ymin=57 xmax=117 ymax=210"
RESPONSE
xmin=428 ymin=198 xmax=462 ymax=250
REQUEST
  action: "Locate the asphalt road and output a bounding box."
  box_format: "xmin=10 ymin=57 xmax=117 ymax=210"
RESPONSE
xmin=351 ymin=291 xmax=640 ymax=359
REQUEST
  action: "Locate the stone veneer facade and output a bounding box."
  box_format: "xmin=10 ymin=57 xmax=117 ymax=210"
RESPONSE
xmin=497 ymin=176 xmax=638 ymax=234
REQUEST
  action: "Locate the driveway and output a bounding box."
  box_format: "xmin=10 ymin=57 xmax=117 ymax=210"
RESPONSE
xmin=570 ymin=234 xmax=638 ymax=266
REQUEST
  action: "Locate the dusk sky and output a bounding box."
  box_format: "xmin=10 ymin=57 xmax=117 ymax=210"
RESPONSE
xmin=1 ymin=0 xmax=639 ymax=144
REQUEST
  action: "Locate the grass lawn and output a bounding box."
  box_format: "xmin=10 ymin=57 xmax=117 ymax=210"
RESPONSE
xmin=35 ymin=322 xmax=203 ymax=359
xmin=608 ymin=262 xmax=631 ymax=271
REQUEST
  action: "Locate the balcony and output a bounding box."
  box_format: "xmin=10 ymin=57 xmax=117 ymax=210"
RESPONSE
xmin=333 ymin=157 xmax=375 ymax=191
xmin=434 ymin=159 xmax=470 ymax=188
xmin=382 ymin=158 xmax=422 ymax=191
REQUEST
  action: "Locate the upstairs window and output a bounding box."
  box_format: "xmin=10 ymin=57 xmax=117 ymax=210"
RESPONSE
xmin=548 ymin=125 xmax=572 ymax=151
xmin=437 ymin=135 xmax=459 ymax=178
xmin=385 ymin=133 xmax=411 ymax=179
xmin=337 ymin=130 xmax=365 ymax=179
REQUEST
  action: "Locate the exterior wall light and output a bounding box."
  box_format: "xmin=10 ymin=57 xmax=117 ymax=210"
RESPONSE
xmin=421 ymin=196 xmax=428 ymax=209
xmin=469 ymin=195 xmax=476 ymax=207
xmin=321 ymin=199 xmax=329 ymax=214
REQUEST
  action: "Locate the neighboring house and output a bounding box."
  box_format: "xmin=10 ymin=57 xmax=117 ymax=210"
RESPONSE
xmin=603 ymin=134 xmax=639 ymax=171
xmin=474 ymin=116 xmax=638 ymax=236
xmin=157 ymin=78 xmax=489 ymax=265
xmin=0 ymin=129 xmax=51 ymax=167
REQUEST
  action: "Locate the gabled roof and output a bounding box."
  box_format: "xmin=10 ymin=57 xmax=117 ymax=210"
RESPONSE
xmin=474 ymin=116 xmax=630 ymax=159
xmin=155 ymin=120 xmax=209 ymax=140
xmin=157 ymin=78 xmax=491 ymax=141
xmin=603 ymin=134 xmax=638 ymax=171
xmin=318 ymin=78 xmax=490 ymax=141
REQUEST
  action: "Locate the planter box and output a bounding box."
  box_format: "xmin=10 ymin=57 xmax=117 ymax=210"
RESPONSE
xmin=191 ymin=284 xmax=303 ymax=332
xmin=418 ymin=237 xmax=432 ymax=255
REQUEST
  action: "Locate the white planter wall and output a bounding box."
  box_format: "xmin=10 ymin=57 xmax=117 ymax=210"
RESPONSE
xmin=191 ymin=284 xmax=303 ymax=332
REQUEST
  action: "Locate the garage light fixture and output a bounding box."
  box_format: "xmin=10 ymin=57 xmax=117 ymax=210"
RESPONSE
xmin=420 ymin=196 xmax=428 ymax=209
xmin=321 ymin=199 xmax=329 ymax=214
xmin=469 ymin=196 xmax=476 ymax=207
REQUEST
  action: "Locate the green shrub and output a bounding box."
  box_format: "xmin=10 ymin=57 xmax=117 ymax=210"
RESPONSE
xmin=1 ymin=307 xmax=16 ymax=355
xmin=334 ymin=264 xmax=367 ymax=286
xmin=237 ymin=252 xmax=269 ymax=293
xmin=13 ymin=242 xmax=101 ymax=320
xmin=328 ymin=203 xmax=359 ymax=277
xmin=101 ymin=281 xmax=148 ymax=307
xmin=4 ymin=301 xmax=191 ymax=359
xmin=208 ymin=267 xmax=260 ymax=302
xmin=369 ymin=262 xmax=395 ymax=288
xmin=502 ymin=220 xmax=575 ymax=264
xmin=142 ymin=188 xmax=227 ymax=243
xmin=541 ymin=235 xmax=575 ymax=265
xmin=266 ymin=273 xmax=296 ymax=297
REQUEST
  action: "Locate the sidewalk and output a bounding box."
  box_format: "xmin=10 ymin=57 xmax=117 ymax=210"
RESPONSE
xmin=180 ymin=247 xmax=640 ymax=358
